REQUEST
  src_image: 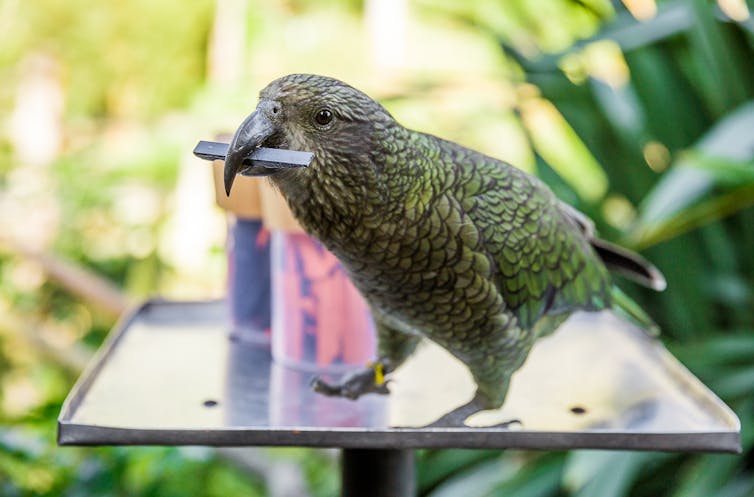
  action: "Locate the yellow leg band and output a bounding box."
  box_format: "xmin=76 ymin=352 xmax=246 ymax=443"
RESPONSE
xmin=368 ymin=362 xmax=385 ymax=386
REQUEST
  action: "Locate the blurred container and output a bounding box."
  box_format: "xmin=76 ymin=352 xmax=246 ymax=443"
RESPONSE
xmin=260 ymin=182 xmax=376 ymax=372
xmin=210 ymin=149 xmax=376 ymax=369
xmin=209 ymin=139 xmax=380 ymax=426
xmin=212 ymin=158 xmax=271 ymax=343
xmin=226 ymin=217 xmax=271 ymax=341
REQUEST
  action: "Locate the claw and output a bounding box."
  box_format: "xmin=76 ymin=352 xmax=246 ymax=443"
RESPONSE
xmin=488 ymin=419 xmax=521 ymax=429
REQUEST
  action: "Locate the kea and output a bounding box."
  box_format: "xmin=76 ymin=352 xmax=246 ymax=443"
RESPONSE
xmin=223 ymin=74 xmax=666 ymax=427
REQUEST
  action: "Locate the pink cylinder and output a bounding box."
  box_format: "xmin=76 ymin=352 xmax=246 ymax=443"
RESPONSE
xmin=270 ymin=231 xmax=376 ymax=372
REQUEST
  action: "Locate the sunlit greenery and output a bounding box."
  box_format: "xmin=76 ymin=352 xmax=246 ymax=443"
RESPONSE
xmin=1 ymin=0 xmax=753 ymax=495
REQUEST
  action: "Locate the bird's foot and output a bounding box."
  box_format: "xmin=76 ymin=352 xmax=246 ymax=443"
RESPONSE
xmin=424 ymin=398 xmax=521 ymax=429
xmin=311 ymin=362 xmax=390 ymax=400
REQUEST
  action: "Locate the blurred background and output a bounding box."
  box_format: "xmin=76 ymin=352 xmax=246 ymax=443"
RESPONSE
xmin=1 ymin=0 xmax=753 ymax=495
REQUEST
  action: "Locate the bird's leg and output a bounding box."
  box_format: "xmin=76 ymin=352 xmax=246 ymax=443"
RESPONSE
xmin=422 ymin=331 xmax=522 ymax=428
xmin=423 ymin=393 xmax=520 ymax=428
xmin=310 ymin=319 xmax=420 ymax=400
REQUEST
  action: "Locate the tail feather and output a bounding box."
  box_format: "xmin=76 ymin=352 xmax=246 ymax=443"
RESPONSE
xmin=559 ymin=202 xmax=666 ymax=291
xmin=591 ymin=238 xmax=667 ymax=291
xmin=611 ymin=285 xmax=660 ymax=336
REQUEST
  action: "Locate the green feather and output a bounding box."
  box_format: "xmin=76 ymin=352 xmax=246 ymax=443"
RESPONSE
xmin=611 ymin=285 xmax=660 ymax=336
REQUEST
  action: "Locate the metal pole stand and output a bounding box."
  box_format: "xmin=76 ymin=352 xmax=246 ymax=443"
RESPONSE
xmin=342 ymin=449 xmax=415 ymax=497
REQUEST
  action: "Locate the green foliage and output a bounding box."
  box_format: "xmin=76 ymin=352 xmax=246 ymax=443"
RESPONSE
xmin=3 ymin=0 xmax=212 ymax=118
xmin=0 ymin=432 xmax=266 ymax=497
xmin=629 ymin=102 xmax=754 ymax=249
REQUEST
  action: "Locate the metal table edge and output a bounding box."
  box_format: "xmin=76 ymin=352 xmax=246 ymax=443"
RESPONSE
xmin=57 ymin=422 xmax=741 ymax=453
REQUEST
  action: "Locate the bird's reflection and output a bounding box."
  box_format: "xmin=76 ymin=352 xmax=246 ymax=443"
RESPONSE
xmin=270 ymin=363 xmax=388 ymax=428
xmin=223 ymin=334 xmax=387 ymax=428
xmin=224 ymin=337 xmax=272 ymax=426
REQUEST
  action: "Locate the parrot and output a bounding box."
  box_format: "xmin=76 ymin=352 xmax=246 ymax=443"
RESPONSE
xmin=223 ymin=74 xmax=666 ymax=427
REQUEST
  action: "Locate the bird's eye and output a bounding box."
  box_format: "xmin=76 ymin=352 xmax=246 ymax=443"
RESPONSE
xmin=314 ymin=108 xmax=334 ymax=126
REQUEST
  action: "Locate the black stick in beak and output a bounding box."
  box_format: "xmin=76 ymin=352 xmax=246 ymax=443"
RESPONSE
xmin=193 ymin=145 xmax=313 ymax=197
xmin=193 ymin=111 xmax=314 ymax=196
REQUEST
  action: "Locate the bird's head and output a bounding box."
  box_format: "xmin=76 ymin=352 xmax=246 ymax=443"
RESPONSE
xmin=224 ymin=74 xmax=393 ymax=195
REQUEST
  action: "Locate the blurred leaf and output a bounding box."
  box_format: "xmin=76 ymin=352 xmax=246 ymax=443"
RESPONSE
xmin=589 ymin=78 xmax=646 ymax=147
xmin=636 ymin=101 xmax=754 ymax=221
xmin=683 ymin=151 xmax=754 ymax=185
xmin=520 ymin=96 xmax=609 ymax=202
xmin=671 ymin=453 xmax=741 ymax=497
xmin=630 ymin=183 xmax=754 ymax=249
xmin=489 ymin=454 xmax=563 ymax=497
xmin=671 ymin=333 xmax=754 ymax=366
xmin=711 ymin=365 xmax=754 ymax=399
xmin=206 ymin=464 xmax=266 ymax=497
xmin=0 ymin=429 xmax=46 ymax=459
xmin=424 ymin=457 xmax=518 ymax=497
xmin=565 ymin=451 xmax=666 ymax=497
xmin=735 ymin=397 xmax=754 ymax=450
xmin=629 ymin=101 xmax=754 ymax=248
xmin=687 ymin=0 xmax=752 ymax=116
xmin=601 ymin=2 xmax=693 ymax=51
xmin=715 ymin=476 xmax=754 ymax=497
xmin=625 ymin=42 xmax=708 ymax=151
xmin=417 ymin=449 xmax=501 ymax=491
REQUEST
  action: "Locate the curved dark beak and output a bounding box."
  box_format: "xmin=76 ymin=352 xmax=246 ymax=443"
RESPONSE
xmin=224 ymin=110 xmax=276 ymax=195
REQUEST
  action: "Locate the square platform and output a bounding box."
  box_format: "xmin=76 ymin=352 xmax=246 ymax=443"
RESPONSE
xmin=58 ymin=300 xmax=740 ymax=452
